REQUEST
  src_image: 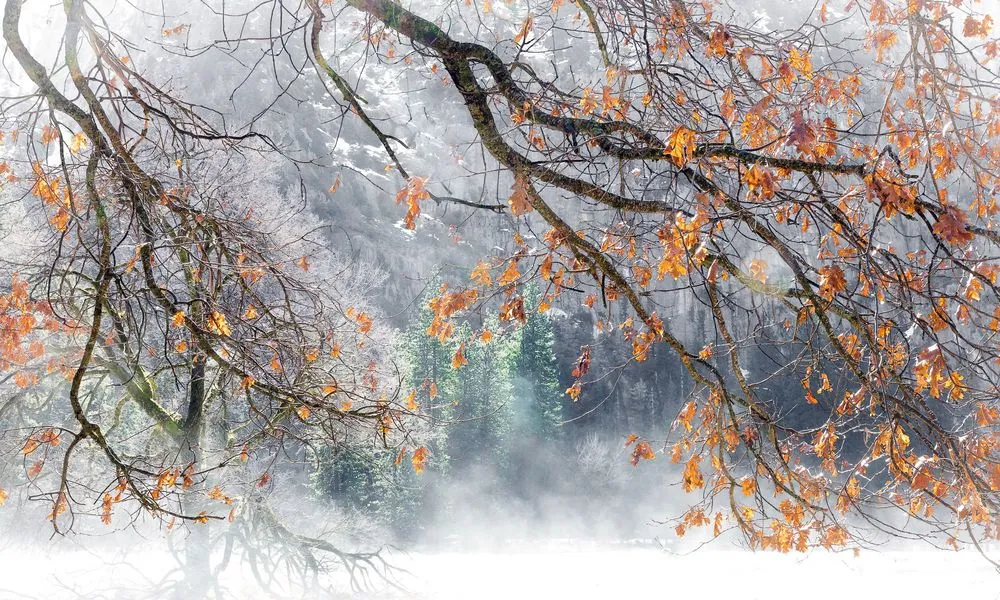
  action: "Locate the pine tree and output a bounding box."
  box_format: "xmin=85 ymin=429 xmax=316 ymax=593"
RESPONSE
xmin=401 ymin=281 xmax=457 ymax=472
xmin=501 ymin=287 xmax=568 ymax=499
xmin=514 ymin=286 xmax=564 ymax=439
xmin=311 ymin=442 xmax=424 ymax=538
xmin=313 ymin=281 xmax=457 ymax=538
xmin=444 ymin=321 xmax=517 ymax=474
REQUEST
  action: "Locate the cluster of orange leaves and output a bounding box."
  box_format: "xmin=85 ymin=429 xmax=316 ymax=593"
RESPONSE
xmin=101 ymin=480 xmax=128 ymax=525
xmin=390 ymin=0 xmax=1000 ymax=551
xmin=396 ymin=176 xmax=430 ymax=229
xmin=345 ymin=306 xmax=374 ymax=335
xmin=150 ymin=464 xmax=195 ymax=501
xmin=0 ymin=275 xmax=69 ymax=389
xmin=913 ymin=346 xmax=965 ymax=401
xmin=30 ymin=163 xmax=76 ymax=232
xmin=426 ymin=285 xmax=478 ymax=342
xmin=651 ymin=388 xmax=872 ymax=551
xmin=656 ymin=210 xmax=708 ymax=282
xmin=625 ymin=435 xmax=656 ymax=466
xmin=21 ymin=428 xmax=60 ymax=457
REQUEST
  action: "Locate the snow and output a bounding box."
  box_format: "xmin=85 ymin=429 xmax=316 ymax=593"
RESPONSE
xmin=389 ymin=546 xmax=999 ymax=600
xmin=0 ymin=543 xmax=995 ymax=599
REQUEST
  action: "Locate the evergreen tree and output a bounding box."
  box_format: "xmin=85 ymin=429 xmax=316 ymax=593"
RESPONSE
xmin=401 ymin=279 xmax=458 ymax=472
xmin=311 ymin=442 xmax=424 ymax=538
xmin=313 ymin=281 xmax=457 ymax=538
xmin=505 ymin=288 xmax=568 ymax=500
xmin=513 ymin=286 xmax=564 ymax=439
xmin=445 ymin=321 xmax=518 ymax=475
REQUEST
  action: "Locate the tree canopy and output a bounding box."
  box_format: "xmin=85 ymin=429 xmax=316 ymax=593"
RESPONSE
xmin=0 ymin=0 xmax=998 ymax=577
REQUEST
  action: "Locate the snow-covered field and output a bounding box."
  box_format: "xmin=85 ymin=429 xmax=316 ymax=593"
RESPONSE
xmin=394 ymin=546 xmax=999 ymax=600
xmin=0 ymin=542 xmax=996 ymax=599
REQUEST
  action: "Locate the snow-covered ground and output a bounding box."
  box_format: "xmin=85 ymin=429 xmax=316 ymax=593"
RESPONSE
xmin=0 ymin=542 xmax=996 ymax=599
xmin=393 ymin=546 xmax=999 ymax=600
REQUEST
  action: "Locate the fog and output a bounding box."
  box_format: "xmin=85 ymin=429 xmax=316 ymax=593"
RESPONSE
xmin=1 ymin=542 xmax=997 ymax=599
xmin=1 ymin=461 xmax=996 ymax=599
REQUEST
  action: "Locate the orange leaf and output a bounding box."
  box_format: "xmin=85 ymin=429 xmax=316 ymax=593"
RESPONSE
xmin=744 ymin=165 xmax=776 ymax=200
xmin=975 ymin=402 xmax=998 ymax=426
xmin=749 ymin=259 xmax=768 ymax=284
xmin=470 ymin=261 xmax=493 ymax=286
xmin=498 ymin=260 xmax=521 ymax=286
xmin=664 ymin=126 xmax=696 ymax=166
xmin=513 ymin=15 xmax=534 ymax=45
xmin=207 ymin=311 xmax=231 ymax=336
xmin=579 ymin=87 xmax=599 ymax=115
xmin=396 ymin=176 xmax=430 ymax=230
xmin=509 ymin=174 xmax=533 ymax=216
xmin=933 ymin=206 xmax=975 ymax=246
xmin=451 ymin=342 xmax=468 ymax=369
xmin=630 ymin=441 xmax=656 ymax=466
xmin=21 ymin=437 xmax=40 ymax=456
xmin=814 ymin=423 xmax=838 ymax=459
xmin=818 ymin=265 xmax=846 ymax=301
xmin=682 ymin=456 xmax=704 ymax=491
xmin=405 ymin=389 xmax=419 ymax=411
xmin=632 ymin=265 xmax=652 ymax=288
xmin=499 ymin=295 xmax=526 ymax=323
xmin=571 ymin=346 xmax=591 ymax=378
xmin=412 ymin=446 xmax=429 ymax=474
xmin=676 ymin=401 xmax=696 ymax=432
xmin=354 ymin=312 xmax=373 ymax=334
